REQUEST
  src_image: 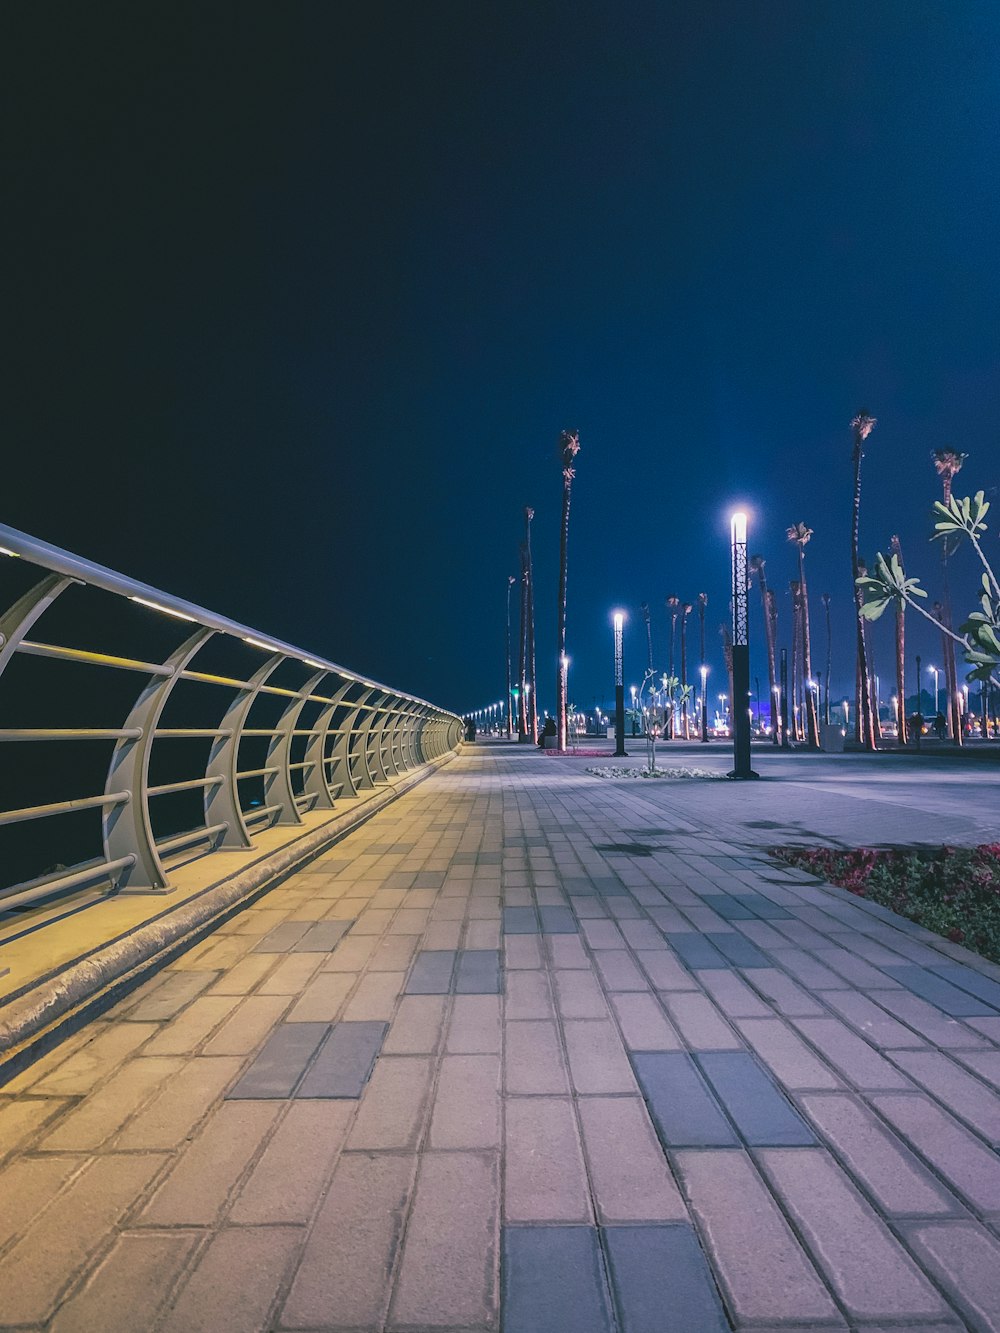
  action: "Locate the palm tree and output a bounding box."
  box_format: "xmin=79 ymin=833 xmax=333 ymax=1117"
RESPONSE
xmin=932 ymin=449 xmax=968 ymax=746
xmin=555 ymin=430 xmax=580 ymax=751
xmin=750 ymin=554 xmax=779 ymax=745
xmin=850 ymin=411 xmax=878 ymax=750
xmin=698 ymin=593 xmax=708 ymax=739
xmin=665 ymin=596 xmax=679 ymax=736
xmin=517 ymin=541 xmax=529 ymax=741
xmin=680 ymin=602 xmax=693 ymax=738
xmin=787 ymin=523 xmax=819 ymax=746
xmin=505 ymin=574 xmax=516 ymax=736
xmin=888 ymin=537 xmax=906 ymax=745
xmin=524 ymin=506 xmax=538 ymax=743
xmin=790 ymin=580 xmax=802 ymax=740
xmin=821 ymin=592 xmax=832 ymax=726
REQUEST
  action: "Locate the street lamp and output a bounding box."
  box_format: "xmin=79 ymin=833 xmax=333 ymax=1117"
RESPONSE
xmin=630 ymin=684 xmax=638 ymax=736
xmin=700 ymin=664 xmax=709 ymax=742
xmin=613 ymin=611 xmax=627 ymax=757
xmin=560 ymin=655 xmax=569 ymax=748
xmin=729 ymin=509 xmax=757 ymax=778
xmin=928 ymin=665 xmax=940 ymax=717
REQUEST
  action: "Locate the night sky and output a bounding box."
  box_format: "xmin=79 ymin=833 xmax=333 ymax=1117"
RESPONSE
xmin=5 ymin=2 xmax=999 ymax=718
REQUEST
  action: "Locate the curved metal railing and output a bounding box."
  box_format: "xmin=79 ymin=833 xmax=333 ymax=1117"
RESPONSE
xmin=0 ymin=523 xmax=462 ymax=911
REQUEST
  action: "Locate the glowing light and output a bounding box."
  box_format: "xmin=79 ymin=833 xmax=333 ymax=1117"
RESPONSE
xmin=0 ymin=546 xmax=20 ymax=559
xmin=129 ymin=596 xmax=196 ymax=623
xmin=243 ymin=636 xmax=272 ymax=650
xmin=303 ymin=658 xmax=326 ymax=670
xmin=730 ymin=510 xmax=748 ymax=545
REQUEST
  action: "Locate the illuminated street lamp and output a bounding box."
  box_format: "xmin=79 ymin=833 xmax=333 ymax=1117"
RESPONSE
xmin=613 ymin=611 xmax=627 ymax=757
xmin=928 ymin=665 xmax=940 ymax=717
xmin=700 ymin=664 xmax=709 ymax=742
xmin=630 ymin=684 xmax=638 ymax=736
xmin=729 ymin=510 xmax=758 ymax=779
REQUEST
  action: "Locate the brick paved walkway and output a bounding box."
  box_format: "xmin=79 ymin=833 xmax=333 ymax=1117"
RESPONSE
xmin=1 ymin=745 xmax=1000 ymax=1331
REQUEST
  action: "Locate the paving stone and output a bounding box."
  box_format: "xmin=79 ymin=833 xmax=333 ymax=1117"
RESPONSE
xmin=554 ymin=969 xmax=609 ymax=1018
xmin=592 ymin=949 xmax=648 ymax=991
xmin=321 ymin=933 xmax=379 ymax=970
xmin=353 ymin=906 xmax=395 ymax=933
xmin=891 ymin=1049 xmax=1000 ymax=1143
xmin=48 ymin=1230 xmax=197 ymax=1333
xmin=954 ymin=1047 xmax=1000 ymax=1088
xmin=903 ymin=1220 xmax=1000 ymax=1333
xmin=538 ymin=905 xmax=577 ymax=933
xmin=769 ymin=947 xmax=851 ymax=989
xmin=578 ymin=1096 xmax=686 ymax=1222
xmin=870 ymin=988 xmax=989 ymax=1048
xmin=504 ymin=1097 xmax=591 ymax=1221
xmin=369 ymin=934 xmax=419 ymax=970
xmin=701 ymin=893 xmax=756 ymax=920
xmin=610 ymin=992 xmax=683 ymax=1050
xmin=284 ymin=969 xmax=353 ymax=1022
xmin=507 ymin=969 xmax=555 ymax=1020
xmin=505 ymin=934 xmax=543 ymax=968
xmin=0 ymin=1154 xmax=85 ymax=1249
xmin=231 ymin=1099 xmax=353 ymax=1222
xmin=406 ymin=949 xmax=458 ymax=993
xmin=446 ymin=994 xmax=501 ymax=1052
xmin=705 ymin=931 xmax=771 ymax=968
xmin=697 ymin=969 xmax=773 ymax=1017
xmin=810 ymin=946 xmax=902 ymax=989
xmin=391 ymin=1151 xmax=498 ymax=1327
xmin=663 ymin=932 xmax=730 ymax=969
xmin=40 ymin=1058 xmax=182 ymax=1149
xmin=455 ymin=948 xmax=502 ymax=993
xmin=206 ymin=954 xmax=276 ymax=994
xmin=0 ymin=1153 xmax=166 ymax=1325
xmin=346 ymin=1054 xmax=432 ymax=1148
xmin=290 ymin=919 xmax=353 ymax=951
xmin=422 ymin=918 xmax=464 ymax=948
xmin=818 ymin=990 xmax=925 ymax=1048
xmin=252 ymin=920 xmax=312 ymax=952
xmin=201 ymin=994 xmax=291 ymax=1055
xmin=617 ymin=919 xmax=666 ymax=949
xmin=792 ymin=1017 xmax=913 ymax=1090
xmin=33 ymin=1021 xmax=160 ymax=1089
xmin=873 ymin=1092 xmax=1000 ymax=1215
xmin=298 ymin=1020 xmax=387 ymax=1097
xmin=546 ymin=934 xmax=590 ymax=968
xmin=342 ymin=969 xmax=404 ymax=1020
xmin=390 ymin=907 xmax=430 ymax=934
xmin=504 ymin=1020 xmax=569 ymax=1094
xmin=140 ymin=1099 xmax=279 ymax=1224
xmin=226 ymin=1023 xmax=328 ymax=1099
xmin=932 ymin=963 xmax=1000 ymax=1010
xmin=676 ymin=1148 xmax=844 ymax=1327
xmin=883 ymin=965 xmax=998 ymax=1017
xmin=799 ymin=1093 xmax=957 ymax=1216
xmin=733 ymin=892 xmax=793 ymax=919
xmin=631 ymin=1052 xmax=737 ymax=1147
xmin=603 ymin=1223 xmax=730 ymax=1333
xmin=465 ymin=917 xmax=501 ymax=948
xmin=697 ymin=1052 xmax=816 ymax=1145
xmin=162 ymin=1224 xmax=301 ymax=1333
xmin=255 ymin=953 xmax=322 ymax=994
xmin=502 ymin=1225 xmax=612 ymax=1333
xmin=735 ymin=1017 xmax=842 ymax=1089
xmin=662 ymin=992 xmax=742 ymax=1050
xmin=580 ymin=919 xmax=627 ymax=948
xmin=743 ymin=966 xmax=826 ymax=1016
xmin=760 ymin=1147 xmax=951 ymax=1323
xmin=636 ymin=950 xmax=697 ymax=989
xmin=564 ymin=1019 xmax=638 ymax=1093
xmin=123 ymin=969 xmax=219 ymax=1020
xmin=429 ymin=1054 xmax=500 ymax=1148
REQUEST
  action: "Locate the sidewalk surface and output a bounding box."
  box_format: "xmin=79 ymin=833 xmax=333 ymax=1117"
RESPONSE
xmin=1 ymin=743 xmax=999 ymax=1332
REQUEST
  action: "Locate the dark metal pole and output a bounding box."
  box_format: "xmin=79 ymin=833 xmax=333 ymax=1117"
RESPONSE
xmin=780 ymin=647 xmax=790 ymax=749
xmin=700 ymin=666 xmax=709 ymax=742
xmin=505 ymin=575 xmax=515 ymax=737
xmin=613 ymin=613 xmax=627 ymax=757
xmin=914 ymin=653 xmax=921 ymax=752
xmin=729 ymin=512 xmax=758 ymax=779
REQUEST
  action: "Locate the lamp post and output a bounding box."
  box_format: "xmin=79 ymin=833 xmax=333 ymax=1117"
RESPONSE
xmin=630 ymin=684 xmax=638 ymax=736
xmin=560 ymin=655 xmax=569 ymax=749
xmin=915 ymin=653 xmax=922 ymax=751
xmin=700 ymin=664 xmax=709 ymax=742
xmin=505 ymin=575 xmax=515 ymax=737
xmin=928 ymin=665 xmax=940 ymax=718
xmin=780 ymin=648 xmax=790 ymax=748
xmin=613 ymin=611 xmax=627 ymax=757
xmin=730 ymin=510 xmax=758 ymax=779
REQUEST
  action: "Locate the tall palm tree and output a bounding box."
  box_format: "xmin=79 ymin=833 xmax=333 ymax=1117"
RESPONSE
xmin=888 ymin=537 xmax=906 ymax=745
xmin=698 ymin=593 xmax=708 ymax=738
xmin=524 ymin=506 xmax=538 ymax=743
xmin=680 ymin=602 xmax=693 ymax=738
xmin=505 ymin=574 xmax=516 ymax=736
xmin=790 ymin=580 xmax=802 ymax=740
xmin=750 ymin=554 xmax=779 ymax=744
xmin=555 ymin=430 xmax=580 ymax=751
xmin=518 ymin=541 xmax=529 ymax=741
xmin=932 ymin=449 xmax=968 ymax=746
xmin=665 ymin=597 xmax=679 ymax=736
xmin=850 ymin=411 xmax=878 ymax=750
xmin=787 ymin=522 xmax=819 ymax=746
xmin=821 ymin=592 xmax=832 ymax=726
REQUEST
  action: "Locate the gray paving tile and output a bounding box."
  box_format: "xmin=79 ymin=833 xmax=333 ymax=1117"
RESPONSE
xmin=538 ymin=905 xmax=578 ymax=933
xmin=604 ymin=1224 xmax=729 ymax=1333
xmin=252 ymin=921 xmax=312 ymax=953
xmin=883 ymin=966 xmax=998 ymax=1017
xmin=455 ymin=949 xmax=502 ymax=994
xmin=502 ymin=1226 xmax=613 ymax=1333
xmin=701 ymin=893 xmax=756 ymax=920
xmin=733 ymin=893 xmax=793 ymax=919
xmin=665 ymin=933 xmax=730 ymax=969
xmin=296 ymin=1020 xmax=387 ymax=1097
xmin=503 ymin=907 xmax=540 ymax=934
xmin=226 ymin=1022 xmax=329 ymax=1099
xmin=706 ymin=931 xmax=771 ymax=968
xmin=695 ymin=1052 xmax=817 ymax=1145
xmin=631 ymin=1051 xmax=738 ymax=1147
xmin=405 ymin=949 xmax=457 ymax=994
xmin=931 ymin=964 xmax=1000 ymax=1011
xmin=291 ymin=920 xmax=354 ymax=951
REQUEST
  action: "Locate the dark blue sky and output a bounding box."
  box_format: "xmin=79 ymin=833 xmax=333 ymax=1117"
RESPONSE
xmin=5 ymin=1 xmax=999 ymax=715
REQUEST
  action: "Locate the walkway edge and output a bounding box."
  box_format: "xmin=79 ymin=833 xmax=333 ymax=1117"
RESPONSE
xmin=0 ymin=751 xmax=457 ymax=1083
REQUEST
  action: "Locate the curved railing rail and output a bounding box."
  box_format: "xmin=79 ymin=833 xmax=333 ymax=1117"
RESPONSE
xmin=0 ymin=524 xmax=462 ymax=911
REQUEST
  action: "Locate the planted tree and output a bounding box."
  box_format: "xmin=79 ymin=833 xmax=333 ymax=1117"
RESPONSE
xmin=932 ymin=449 xmax=968 ymax=744
xmin=850 ymin=411 xmax=878 ymax=749
xmin=555 ymin=430 xmax=580 ymax=751
xmin=821 ymin=591 xmax=832 ymax=726
xmin=889 ymin=537 xmax=907 ymax=744
xmin=750 ymin=555 xmax=779 ymax=744
xmin=787 ymin=522 xmax=819 ymax=746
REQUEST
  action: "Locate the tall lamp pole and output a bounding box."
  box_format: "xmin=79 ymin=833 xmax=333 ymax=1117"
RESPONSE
xmin=730 ymin=511 xmax=758 ymax=779
xmin=505 ymin=575 xmax=515 ymax=737
xmin=613 ymin=611 xmax=627 ymax=757
xmin=700 ymin=664 xmax=709 ymax=742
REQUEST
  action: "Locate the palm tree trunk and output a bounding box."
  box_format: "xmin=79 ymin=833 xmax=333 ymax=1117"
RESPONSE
xmin=798 ymin=548 xmax=819 ymax=746
xmin=851 ymin=439 xmax=877 ymax=750
xmin=518 ymin=544 xmax=528 ymax=741
xmin=555 ymin=432 xmax=579 ymax=751
xmin=890 ymin=537 xmax=907 ymax=746
xmin=790 ymin=581 xmax=801 ymax=741
xmin=524 ymin=508 xmax=538 ymax=744
xmin=767 ymin=589 xmax=780 ymax=742
xmin=680 ymin=613 xmax=689 ymax=739
xmin=505 ymin=576 xmax=515 ymax=737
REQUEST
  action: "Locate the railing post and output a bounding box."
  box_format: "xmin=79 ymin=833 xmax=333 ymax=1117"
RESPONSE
xmin=304 ymin=678 xmax=354 ymax=807
xmin=0 ymin=573 xmax=75 ymax=681
xmin=264 ymin=669 xmax=329 ymax=825
xmin=104 ymin=628 xmax=213 ymax=892
xmin=205 ymin=654 xmax=284 ymax=847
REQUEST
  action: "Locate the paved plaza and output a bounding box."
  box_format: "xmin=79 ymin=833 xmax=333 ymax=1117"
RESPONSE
xmin=1 ymin=743 xmax=999 ymax=1331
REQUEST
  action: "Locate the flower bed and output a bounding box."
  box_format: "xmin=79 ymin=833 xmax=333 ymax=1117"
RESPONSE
xmin=586 ymin=765 xmax=719 ymax=780
xmin=770 ymin=843 xmax=1000 ymax=965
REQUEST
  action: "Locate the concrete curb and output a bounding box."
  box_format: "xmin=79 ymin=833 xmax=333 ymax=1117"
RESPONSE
xmin=0 ymin=752 xmax=455 ymax=1084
